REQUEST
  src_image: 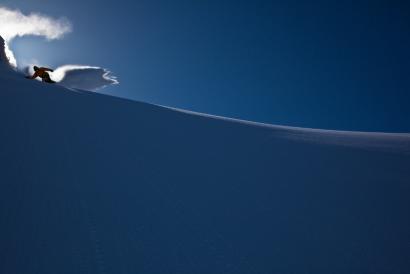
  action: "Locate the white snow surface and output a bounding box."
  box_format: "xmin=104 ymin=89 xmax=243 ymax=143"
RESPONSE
xmin=0 ymin=35 xmax=409 ymax=274
xmin=165 ymin=106 xmax=410 ymax=153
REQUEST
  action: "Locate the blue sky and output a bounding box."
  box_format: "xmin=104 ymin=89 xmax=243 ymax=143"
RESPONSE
xmin=3 ymin=0 xmax=410 ymax=132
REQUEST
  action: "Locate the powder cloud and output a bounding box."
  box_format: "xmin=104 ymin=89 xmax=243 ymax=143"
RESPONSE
xmin=0 ymin=6 xmax=72 ymax=66
xmin=53 ymin=65 xmax=119 ymax=91
xmin=1 ymin=6 xmax=118 ymax=91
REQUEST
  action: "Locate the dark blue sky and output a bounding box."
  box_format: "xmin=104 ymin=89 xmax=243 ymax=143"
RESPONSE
xmin=5 ymin=0 xmax=410 ymax=132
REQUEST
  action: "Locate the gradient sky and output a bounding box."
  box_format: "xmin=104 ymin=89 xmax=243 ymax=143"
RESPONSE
xmin=3 ymin=0 xmax=410 ymax=132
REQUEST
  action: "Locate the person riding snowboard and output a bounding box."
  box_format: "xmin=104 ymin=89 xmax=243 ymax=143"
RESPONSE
xmin=26 ymin=66 xmax=56 ymax=83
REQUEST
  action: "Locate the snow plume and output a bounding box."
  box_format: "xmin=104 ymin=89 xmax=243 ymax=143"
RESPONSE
xmin=24 ymin=65 xmax=118 ymax=91
xmin=53 ymin=65 xmax=118 ymax=91
xmin=1 ymin=6 xmax=118 ymax=91
xmin=0 ymin=6 xmax=72 ymax=67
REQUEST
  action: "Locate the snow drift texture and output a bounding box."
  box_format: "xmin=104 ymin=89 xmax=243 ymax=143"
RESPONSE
xmin=0 ymin=35 xmax=409 ymax=274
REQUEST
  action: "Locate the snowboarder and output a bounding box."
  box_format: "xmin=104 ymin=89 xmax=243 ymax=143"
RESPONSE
xmin=26 ymin=66 xmax=56 ymax=83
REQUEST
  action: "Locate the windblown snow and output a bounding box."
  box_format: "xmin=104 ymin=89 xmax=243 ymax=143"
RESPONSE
xmin=0 ymin=6 xmax=117 ymax=91
xmin=0 ymin=6 xmax=71 ymax=67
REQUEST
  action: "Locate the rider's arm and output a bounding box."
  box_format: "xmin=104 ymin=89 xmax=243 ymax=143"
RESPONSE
xmin=41 ymin=67 xmax=54 ymax=72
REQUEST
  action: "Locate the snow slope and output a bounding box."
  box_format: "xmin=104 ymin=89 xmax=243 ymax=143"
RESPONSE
xmin=0 ymin=35 xmax=409 ymax=274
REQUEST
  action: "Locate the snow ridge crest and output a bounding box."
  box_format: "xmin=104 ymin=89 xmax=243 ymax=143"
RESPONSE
xmin=0 ymin=36 xmax=11 ymax=69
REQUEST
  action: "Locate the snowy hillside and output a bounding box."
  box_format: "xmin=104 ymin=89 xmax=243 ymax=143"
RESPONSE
xmin=1 ymin=35 xmax=409 ymax=274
